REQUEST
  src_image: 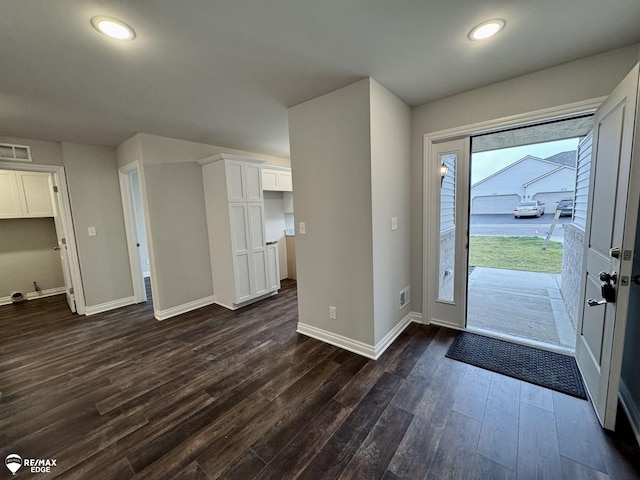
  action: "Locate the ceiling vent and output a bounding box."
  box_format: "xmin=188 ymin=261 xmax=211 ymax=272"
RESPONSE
xmin=0 ymin=143 xmax=32 ymax=162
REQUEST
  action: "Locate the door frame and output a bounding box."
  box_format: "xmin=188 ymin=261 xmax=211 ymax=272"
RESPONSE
xmin=0 ymin=161 xmax=86 ymax=314
xmin=119 ymin=161 xmax=150 ymax=304
xmin=422 ymin=97 xmax=605 ymax=327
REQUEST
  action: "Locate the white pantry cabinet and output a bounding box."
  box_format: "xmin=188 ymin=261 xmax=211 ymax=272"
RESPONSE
xmin=199 ymin=154 xmax=277 ymax=309
xmin=0 ymin=170 xmax=53 ymax=219
xmin=261 ymin=166 xmax=292 ymax=192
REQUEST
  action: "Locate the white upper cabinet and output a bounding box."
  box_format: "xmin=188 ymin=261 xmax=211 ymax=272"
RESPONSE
xmin=17 ymin=172 xmax=54 ymax=217
xmin=0 ymin=170 xmax=53 ymax=219
xmin=261 ymin=166 xmax=292 ymax=192
xmin=0 ymin=171 xmax=22 ymax=218
xmin=222 ymin=158 xmax=264 ymax=203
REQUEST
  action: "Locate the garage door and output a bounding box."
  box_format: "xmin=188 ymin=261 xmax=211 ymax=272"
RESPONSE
xmin=472 ymin=194 xmax=520 ymax=214
xmin=533 ymin=191 xmax=572 ymax=211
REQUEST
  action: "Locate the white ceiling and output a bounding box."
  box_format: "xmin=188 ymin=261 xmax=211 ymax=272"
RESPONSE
xmin=1 ymin=1 xmax=639 ymax=157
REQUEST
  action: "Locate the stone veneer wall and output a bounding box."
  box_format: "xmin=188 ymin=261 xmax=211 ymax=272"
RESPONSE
xmin=561 ymin=223 xmax=584 ymax=330
xmin=438 ymin=228 xmax=455 ymax=301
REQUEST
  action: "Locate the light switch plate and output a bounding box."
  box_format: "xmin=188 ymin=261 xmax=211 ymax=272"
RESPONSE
xmin=88 ymin=227 xmax=97 ymax=237
xmin=391 ymin=217 xmax=398 ymax=231
xmin=299 ymin=222 xmax=306 ymax=235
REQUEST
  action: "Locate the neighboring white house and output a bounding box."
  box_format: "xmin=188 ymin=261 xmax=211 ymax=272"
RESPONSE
xmin=471 ymin=151 xmax=577 ymax=214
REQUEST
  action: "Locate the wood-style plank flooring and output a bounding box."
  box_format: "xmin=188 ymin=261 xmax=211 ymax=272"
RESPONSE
xmin=1 ymin=280 xmax=638 ymax=479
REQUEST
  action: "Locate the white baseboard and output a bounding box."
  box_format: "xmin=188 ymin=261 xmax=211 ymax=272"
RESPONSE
xmin=0 ymin=287 xmax=67 ymax=306
xmin=374 ymin=311 xmax=418 ymax=358
xmin=619 ymin=380 xmax=640 ymax=447
xmin=296 ymin=311 xmax=424 ymax=360
xmin=297 ymin=322 xmax=377 ymax=359
xmin=85 ymin=296 xmax=136 ymax=315
xmin=154 ymin=295 xmax=216 ymax=321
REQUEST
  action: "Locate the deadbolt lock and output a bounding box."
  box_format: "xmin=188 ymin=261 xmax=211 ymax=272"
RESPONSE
xmin=610 ymin=247 xmax=621 ymax=258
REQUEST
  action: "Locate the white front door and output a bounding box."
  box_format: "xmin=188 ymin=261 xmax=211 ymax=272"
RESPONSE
xmin=576 ymin=63 xmax=640 ymax=429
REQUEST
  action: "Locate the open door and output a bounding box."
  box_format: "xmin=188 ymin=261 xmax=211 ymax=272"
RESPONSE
xmin=49 ymin=175 xmax=76 ymax=313
xmin=119 ymin=164 xmax=149 ymax=304
xmin=576 ymin=63 xmax=640 ymax=429
xmin=426 ymin=138 xmax=470 ymax=328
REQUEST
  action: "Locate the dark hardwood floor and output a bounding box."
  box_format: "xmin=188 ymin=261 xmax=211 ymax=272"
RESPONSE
xmin=1 ymin=280 xmax=638 ymax=479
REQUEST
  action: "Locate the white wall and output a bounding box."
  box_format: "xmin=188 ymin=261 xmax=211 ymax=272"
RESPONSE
xmin=62 ymin=142 xmax=133 ymax=307
xmin=117 ymin=133 xmax=290 ymax=317
xmin=0 ymin=218 xmax=64 ymax=298
xmin=263 ymin=191 xmax=288 ymax=279
xmin=289 ymin=78 xmax=376 ymax=346
xmin=0 ymin=136 xmax=63 ymax=166
xmin=136 ymin=133 xmax=290 ymax=167
xmin=370 ymin=80 xmax=412 ymax=344
xmin=142 ymin=162 xmax=213 ymax=312
xmin=0 ymin=136 xmax=133 ymax=311
xmin=411 ymin=45 xmax=640 ymax=313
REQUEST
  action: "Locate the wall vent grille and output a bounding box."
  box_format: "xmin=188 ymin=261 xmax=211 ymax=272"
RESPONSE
xmin=0 ymin=143 xmax=32 ymax=162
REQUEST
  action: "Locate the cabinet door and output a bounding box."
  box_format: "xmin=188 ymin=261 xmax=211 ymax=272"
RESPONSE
xmin=229 ymin=204 xmax=252 ymax=303
xmin=244 ymin=163 xmax=263 ymax=202
xmin=277 ymin=171 xmax=293 ymax=191
xmin=17 ymin=172 xmax=53 ymax=217
xmin=0 ymin=171 xmax=22 ymax=218
xmin=262 ymin=169 xmax=278 ymax=190
xmin=267 ymin=243 xmax=280 ymax=291
xmin=225 ymin=161 xmax=246 ymax=202
xmin=248 ymin=203 xmax=268 ymax=296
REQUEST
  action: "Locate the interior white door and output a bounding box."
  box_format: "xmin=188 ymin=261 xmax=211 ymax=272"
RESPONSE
xmin=50 ymin=177 xmax=76 ymax=313
xmin=426 ymin=138 xmax=470 ymax=328
xmin=576 ymin=63 xmax=640 ymax=429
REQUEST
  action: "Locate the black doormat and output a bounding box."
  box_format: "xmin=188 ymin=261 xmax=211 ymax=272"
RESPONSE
xmin=446 ymin=332 xmax=587 ymax=399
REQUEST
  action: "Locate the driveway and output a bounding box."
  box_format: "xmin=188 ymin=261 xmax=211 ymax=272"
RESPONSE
xmin=470 ymin=214 xmax=569 ymax=243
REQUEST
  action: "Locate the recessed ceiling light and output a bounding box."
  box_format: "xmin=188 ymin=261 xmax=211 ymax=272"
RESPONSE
xmin=468 ymin=19 xmax=505 ymax=41
xmin=91 ymin=16 xmax=136 ymax=40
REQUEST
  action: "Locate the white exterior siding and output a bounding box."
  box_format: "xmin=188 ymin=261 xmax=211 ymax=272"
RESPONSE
xmin=439 ymin=153 xmax=456 ymax=231
xmin=573 ymin=134 xmax=592 ymax=229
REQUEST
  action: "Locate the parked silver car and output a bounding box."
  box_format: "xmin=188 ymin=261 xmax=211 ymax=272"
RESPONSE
xmin=513 ymin=200 xmax=545 ymax=218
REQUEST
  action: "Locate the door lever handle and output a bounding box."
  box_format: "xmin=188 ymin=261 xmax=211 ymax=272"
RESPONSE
xmin=53 ymin=246 xmax=61 ymax=251
xmin=587 ymin=298 xmax=607 ymax=307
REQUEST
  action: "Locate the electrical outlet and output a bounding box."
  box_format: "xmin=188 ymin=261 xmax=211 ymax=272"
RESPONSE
xmin=399 ymin=286 xmax=410 ymax=310
xmin=329 ymin=306 xmax=336 ymax=319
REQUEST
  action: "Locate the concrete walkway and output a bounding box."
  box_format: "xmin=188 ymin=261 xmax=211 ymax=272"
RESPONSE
xmin=467 ymin=267 xmax=576 ymax=353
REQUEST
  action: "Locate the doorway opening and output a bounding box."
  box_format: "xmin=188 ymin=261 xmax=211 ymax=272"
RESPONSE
xmin=119 ymin=163 xmax=153 ymax=306
xmin=0 ymin=164 xmax=85 ymax=314
xmin=466 ymin=135 xmax=588 ymax=354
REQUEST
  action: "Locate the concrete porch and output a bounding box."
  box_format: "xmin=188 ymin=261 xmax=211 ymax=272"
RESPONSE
xmin=467 ymin=267 xmax=576 ymax=354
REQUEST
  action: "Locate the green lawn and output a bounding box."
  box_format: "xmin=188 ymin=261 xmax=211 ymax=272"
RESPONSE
xmin=468 ymin=236 xmax=563 ymax=274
